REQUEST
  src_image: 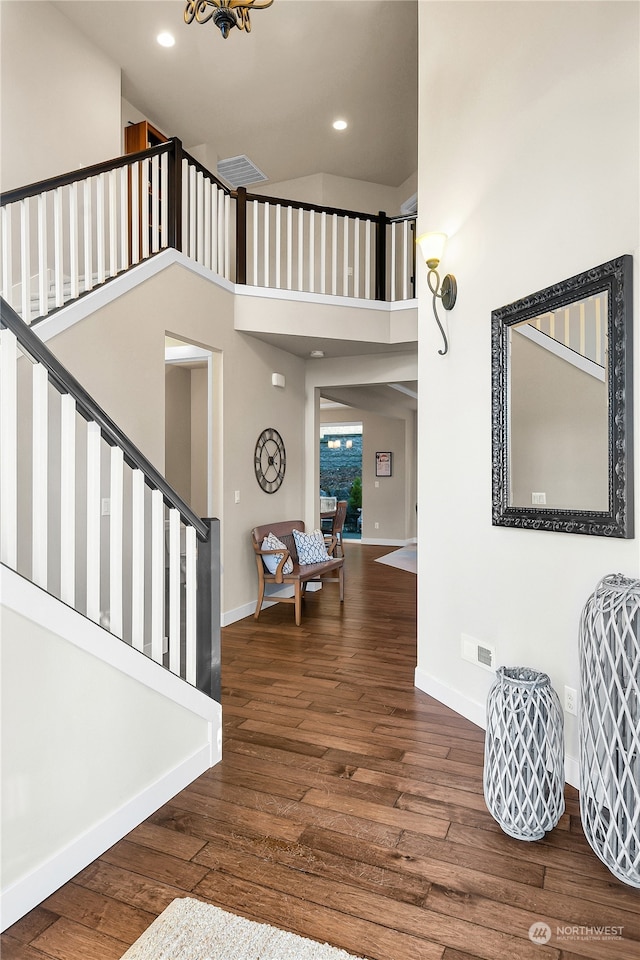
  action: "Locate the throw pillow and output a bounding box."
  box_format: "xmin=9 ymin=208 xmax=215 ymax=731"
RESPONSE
xmin=261 ymin=533 xmax=294 ymax=574
xmin=293 ymin=528 xmax=330 ymax=565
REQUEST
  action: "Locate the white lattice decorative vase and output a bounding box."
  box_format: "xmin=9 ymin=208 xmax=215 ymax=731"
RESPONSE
xmin=483 ymin=666 xmax=565 ymax=841
xmin=579 ymin=574 xmax=640 ymax=887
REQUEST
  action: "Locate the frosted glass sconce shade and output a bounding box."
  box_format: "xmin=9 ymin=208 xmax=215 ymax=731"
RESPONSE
xmin=417 ymin=232 xmax=447 ymax=269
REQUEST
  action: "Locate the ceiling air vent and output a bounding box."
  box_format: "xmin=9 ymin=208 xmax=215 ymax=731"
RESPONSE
xmin=217 ymin=155 xmax=268 ymax=189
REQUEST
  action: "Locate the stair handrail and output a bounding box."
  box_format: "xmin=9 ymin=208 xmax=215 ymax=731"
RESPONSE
xmin=0 ymin=295 xmax=207 ymax=539
xmin=1 ymin=142 xmax=416 ymax=316
xmin=0 ymin=139 xmax=230 ymax=207
xmin=1 ymin=293 xmax=221 ymax=700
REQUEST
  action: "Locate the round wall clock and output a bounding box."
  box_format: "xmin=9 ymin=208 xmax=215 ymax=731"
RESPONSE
xmin=254 ymin=428 xmax=286 ymax=493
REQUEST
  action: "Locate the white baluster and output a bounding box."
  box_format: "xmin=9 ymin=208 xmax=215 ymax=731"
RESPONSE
xmin=20 ymin=198 xmax=31 ymax=323
xmin=185 ymin=526 xmax=197 ymax=686
xmin=181 ymin=159 xmax=189 ymax=257
xmin=151 ymin=155 xmax=160 ymax=256
xmin=1 ymin=205 xmax=12 ymax=306
xmin=0 ymin=329 xmax=17 ymax=568
xmin=131 ymin=469 xmax=145 ymax=652
xmin=253 ymin=199 xmax=259 ymax=286
xmin=86 ymin=420 xmax=101 ymax=624
xmin=188 ymin=165 xmax=197 ymax=259
xmin=343 ymin=216 xmax=349 ymax=297
xmin=69 ymin=182 xmax=79 ymax=299
xmin=83 ymin=179 xmax=94 ymax=290
xmin=275 ymin=204 xmax=281 ymax=289
xmin=364 ymin=221 xmax=371 ymax=299
xmin=120 ymin=166 xmax=129 ymax=270
xmin=320 ymin=212 xmax=326 ymax=295
xmin=331 ymin=213 xmax=338 ymax=296
xmin=96 ymin=174 xmax=106 ymax=284
xmin=109 ymin=446 xmax=123 ymax=638
xmin=595 ymin=297 xmax=602 ymax=366
xmin=217 ymin=190 xmax=225 ymax=276
xmin=196 ymin=171 xmax=204 ymax=264
xmin=108 ymin=169 xmax=118 ymax=276
xmin=60 ymin=393 xmax=76 ymax=606
xmin=151 ymin=488 xmax=164 ymax=664
xmin=38 ymin=193 xmax=49 ymax=317
xmin=390 ymin=221 xmax=397 ymax=302
xmin=224 ymin=193 xmax=230 ymax=279
xmin=160 ymin=152 xmax=168 ymax=250
xmin=578 ymin=302 xmax=586 ymax=358
xmin=140 ymin=159 xmax=150 ymax=261
xmin=204 ymin=179 xmax=212 ymax=269
xmin=54 ymin=187 xmax=64 ymax=306
xmin=297 ymin=207 xmax=304 ymax=291
xmin=169 ymin=508 xmax=181 ymax=676
xmin=211 ymin=185 xmax=218 ymax=273
xmin=286 ymin=205 xmax=293 ymax=290
xmin=32 ymin=363 xmax=48 ymax=589
xmin=308 ymin=209 xmax=315 ymax=293
xmin=353 ymin=218 xmax=360 ymax=298
xmin=402 ymin=220 xmax=409 ymax=299
xmin=264 ymin=201 xmax=270 ymax=286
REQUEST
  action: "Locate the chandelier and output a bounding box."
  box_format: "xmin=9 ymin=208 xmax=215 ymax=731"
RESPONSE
xmin=184 ymin=0 xmax=273 ymax=39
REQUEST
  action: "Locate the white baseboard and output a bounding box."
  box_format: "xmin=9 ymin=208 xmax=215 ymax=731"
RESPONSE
xmin=414 ymin=666 xmax=580 ymax=790
xmin=0 ymin=744 xmax=213 ymax=933
xmin=360 ymin=537 xmax=411 ymax=547
xmin=415 ymin=666 xmax=487 ymax=729
xmin=222 ymin=583 xmax=322 ymax=627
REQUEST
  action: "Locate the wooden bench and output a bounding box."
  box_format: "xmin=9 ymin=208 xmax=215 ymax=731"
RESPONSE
xmin=251 ymin=520 xmax=344 ymax=626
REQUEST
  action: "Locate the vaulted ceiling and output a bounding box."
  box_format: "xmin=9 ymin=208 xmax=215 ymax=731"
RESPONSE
xmin=53 ymin=0 xmax=418 ymax=189
xmin=52 ymin=0 xmax=419 ymax=413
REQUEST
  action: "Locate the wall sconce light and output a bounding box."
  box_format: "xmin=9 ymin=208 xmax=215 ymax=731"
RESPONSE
xmin=416 ymin=232 xmax=457 ymax=356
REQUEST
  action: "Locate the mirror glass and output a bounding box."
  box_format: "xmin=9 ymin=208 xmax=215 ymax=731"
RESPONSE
xmin=492 ymin=256 xmax=633 ymax=537
xmin=509 ymin=291 xmax=608 ymax=511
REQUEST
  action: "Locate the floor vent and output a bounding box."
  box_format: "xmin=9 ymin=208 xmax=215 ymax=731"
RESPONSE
xmin=217 ymin=155 xmax=268 ymax=189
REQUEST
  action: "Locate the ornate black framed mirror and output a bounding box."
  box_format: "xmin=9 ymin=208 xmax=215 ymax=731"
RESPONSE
xmin=492 ymin=255 xmax=633 ymax=537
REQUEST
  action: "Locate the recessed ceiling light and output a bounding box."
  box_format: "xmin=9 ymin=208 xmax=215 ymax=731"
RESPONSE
xmin=157 ymin=32 xmax=175 ymax=47
xmin=332 ymin=119 xmax=348 ymax=131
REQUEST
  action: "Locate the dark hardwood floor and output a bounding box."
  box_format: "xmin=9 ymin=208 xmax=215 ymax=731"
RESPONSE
xmin=3 ymin=544 xmax=639 ymax=960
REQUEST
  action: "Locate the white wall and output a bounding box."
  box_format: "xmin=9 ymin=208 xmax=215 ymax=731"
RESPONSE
xmin=251 ymin=171 xmax=417 ymax=217
xmin=0 ymin=1 xmax=122 ymax=191
xmin=40 ymin=258 xmax=307 ymax=621
xmin=416 ymin=0 xmax=640 ymax=785
xmin=306 ymin=352 xmax=418 ymax=540
xmin=320 ymin=404 xmax=415 ymax=543
xmin=0 ymin=566 xmax=220 ymax=930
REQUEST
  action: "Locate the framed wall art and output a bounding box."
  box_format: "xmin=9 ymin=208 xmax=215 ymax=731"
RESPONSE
xmin=375 ymin=451 xmax=392 ymax=477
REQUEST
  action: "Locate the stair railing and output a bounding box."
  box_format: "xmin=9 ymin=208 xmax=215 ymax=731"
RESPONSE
xmin=0 ymin=296 xmax=220 ymax=701
xmin=1 ymin=139 xmax=416 ymax=325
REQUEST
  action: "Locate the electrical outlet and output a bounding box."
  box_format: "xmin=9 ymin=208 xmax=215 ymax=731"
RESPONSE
xmin=101 ymin=498 xmax=110 ymax=516
xmin=564 ymin=685 xmax=577 ymax=716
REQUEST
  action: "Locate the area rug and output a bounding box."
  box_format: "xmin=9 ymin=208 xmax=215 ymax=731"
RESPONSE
xmin=120 ymin=897 xmax=366 ymax=960
xmin=375 ymin=544 xmax=417 ymax=574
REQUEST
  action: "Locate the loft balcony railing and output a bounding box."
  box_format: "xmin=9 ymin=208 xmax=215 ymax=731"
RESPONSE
xmin=0 ymin=139 xmax=416 ymax=325
xmin=0 ymin=296 xmax=221 ymax=700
